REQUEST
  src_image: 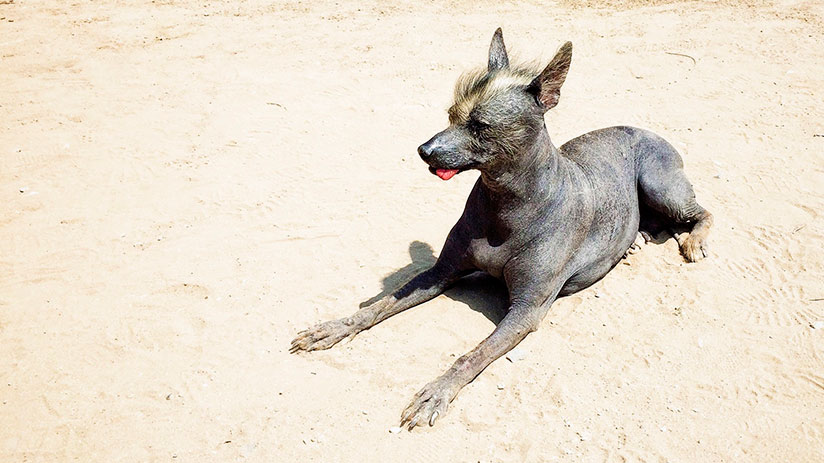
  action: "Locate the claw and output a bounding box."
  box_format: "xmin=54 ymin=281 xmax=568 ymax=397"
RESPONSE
xmin=407 ymin=417 xmax=419 ymax=431
xmin=429 ymin=411 xmax=439 ymax=426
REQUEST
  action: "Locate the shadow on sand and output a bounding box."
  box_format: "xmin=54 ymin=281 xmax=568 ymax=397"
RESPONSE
xmin=359 ymin=240 xmax=510 ymax=325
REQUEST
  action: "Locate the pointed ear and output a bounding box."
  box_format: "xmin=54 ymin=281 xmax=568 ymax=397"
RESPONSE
xmin=529 ymin=41 xmax=572 ymax=111
xmin=488 ymin=28 xmax=510 ymax=71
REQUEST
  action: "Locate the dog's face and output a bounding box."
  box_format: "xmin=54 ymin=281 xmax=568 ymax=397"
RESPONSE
xmin=418 ymin=29 xmax=572 ymax=181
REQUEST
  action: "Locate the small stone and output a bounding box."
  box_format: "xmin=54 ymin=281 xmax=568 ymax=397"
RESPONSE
xmin=497 ymin=383 xmax=505 ymax=390
xmin=388 ymin=426 xmax=402 ymax=434
xmin=594 ymin=291 xmax=602 ymax=298
xmin=810 ymin=321 xmax=824 ymax=330
xmin=18 ymin=187 xmax=27 ymax=193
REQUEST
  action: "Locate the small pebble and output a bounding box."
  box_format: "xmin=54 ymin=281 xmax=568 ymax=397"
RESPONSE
xmin=388 ymin=426 xmax=402 ymax=434
xmin=810 ymin=321 xmax=824 ymax=330
xmin=18 ymin=187 xmax=28 ymax=193
xmin=496 ymin=383 xmax=505 ymax=390
xmin=594 ymin=291 xmax=602 ymax=298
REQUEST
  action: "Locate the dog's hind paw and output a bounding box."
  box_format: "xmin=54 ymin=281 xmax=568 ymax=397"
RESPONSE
xmin=289 ymin=317 xmax=359 ymax=353
xmin=679 ymin=233 xmax=708 ymax=262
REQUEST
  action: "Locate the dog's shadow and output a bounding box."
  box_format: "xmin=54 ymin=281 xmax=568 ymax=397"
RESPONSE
xmin=360 ymin=241 xmax=510 ymax=325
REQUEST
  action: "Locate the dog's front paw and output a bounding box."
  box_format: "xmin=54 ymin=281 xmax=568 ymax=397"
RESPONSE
xmin=289 ymin=317 xmax=359 ymax=353
xmin=400 ymin=375 xmax=459 ymax=431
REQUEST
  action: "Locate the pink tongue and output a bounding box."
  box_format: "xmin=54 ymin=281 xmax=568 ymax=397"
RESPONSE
xmin=436 ymin=169 xmax=459 ymax=181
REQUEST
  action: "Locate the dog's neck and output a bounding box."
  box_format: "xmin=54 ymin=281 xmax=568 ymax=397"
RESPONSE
xmin=479 ymin=127 xmax=563 ymax=204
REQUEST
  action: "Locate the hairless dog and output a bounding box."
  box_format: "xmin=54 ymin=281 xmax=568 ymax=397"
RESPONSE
xmin=291 ymin=28 xmax=713 ymax=431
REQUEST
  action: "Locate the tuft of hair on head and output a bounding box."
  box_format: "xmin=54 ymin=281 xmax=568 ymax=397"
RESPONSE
xmin=449 ymin=64 xmax=541 ymax=125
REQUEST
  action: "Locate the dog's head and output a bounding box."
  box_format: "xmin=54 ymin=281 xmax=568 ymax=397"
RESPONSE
xmin=418 ymin=28 xmax=572 ymax=180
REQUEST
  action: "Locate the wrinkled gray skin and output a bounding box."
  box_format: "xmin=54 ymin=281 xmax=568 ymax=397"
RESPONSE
xmin=291 ymin=29 xmax=713 ymax=431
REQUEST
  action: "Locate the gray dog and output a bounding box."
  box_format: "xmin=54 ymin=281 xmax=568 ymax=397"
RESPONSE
xmin=291 ymin=29 xmax=713 ymax=431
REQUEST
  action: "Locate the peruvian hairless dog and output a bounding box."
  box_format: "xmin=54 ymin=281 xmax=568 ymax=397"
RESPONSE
xmin=291 ymin=28 xmax=713 ymax=430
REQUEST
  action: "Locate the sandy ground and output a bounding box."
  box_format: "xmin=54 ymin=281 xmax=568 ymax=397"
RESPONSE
xmin=2 ymin=0 xmax=823 ymax=461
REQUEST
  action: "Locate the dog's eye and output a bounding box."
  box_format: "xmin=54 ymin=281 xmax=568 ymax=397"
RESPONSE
xmin=466 ymin=118 xmax=489 ymax=134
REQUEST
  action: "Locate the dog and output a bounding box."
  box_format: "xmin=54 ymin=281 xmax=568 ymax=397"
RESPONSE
xmin=291 ymin=28 xmax=713 ymax=431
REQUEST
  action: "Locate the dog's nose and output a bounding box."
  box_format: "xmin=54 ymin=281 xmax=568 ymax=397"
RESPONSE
xmin=418 ymin=141 xmax=436 ymax=160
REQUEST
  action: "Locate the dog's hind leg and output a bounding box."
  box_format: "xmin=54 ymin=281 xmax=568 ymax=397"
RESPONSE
xmin=290 ymin=258 xmax=469 ymax=353
xmin=636 ymin=135 xmax=713 ymax=262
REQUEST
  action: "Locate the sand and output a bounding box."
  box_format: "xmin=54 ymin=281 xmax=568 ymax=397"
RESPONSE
xmin=2 ymin=0 xmax=823 ymax=461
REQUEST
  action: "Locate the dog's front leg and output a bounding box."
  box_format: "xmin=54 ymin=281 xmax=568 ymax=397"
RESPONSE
xmin=400 ymin=287 xmax=559 ymax=430
xmin=290 ymin=259 xmax=468 ymax=353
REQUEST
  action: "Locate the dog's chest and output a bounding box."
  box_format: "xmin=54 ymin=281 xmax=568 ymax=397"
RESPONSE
xmin=467 ymin=238 xmax=510 ymax=278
